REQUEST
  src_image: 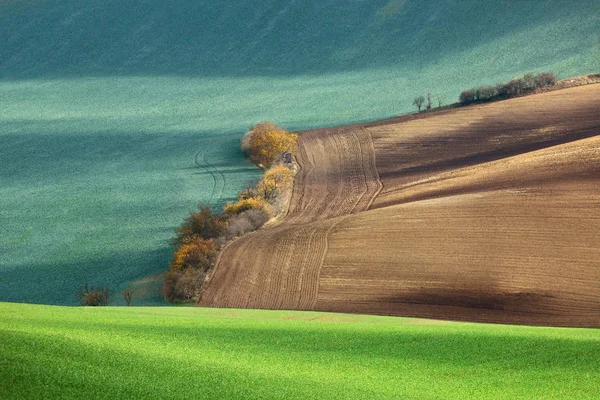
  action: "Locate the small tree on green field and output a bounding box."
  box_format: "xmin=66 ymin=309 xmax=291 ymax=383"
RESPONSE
xmin=122 ymin=288 xmax=136 ymax=306
xmin=413 ymin=95 xmax=425 ymax=112
xmin=78 ymin=284 xmax=111 ymax=306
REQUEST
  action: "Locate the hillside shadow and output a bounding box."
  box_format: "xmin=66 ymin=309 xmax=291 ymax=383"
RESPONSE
xmin=0 ymin=0 xmax=590 ymax=79
xmin=0 ymin=247 xmax=172 ymax=305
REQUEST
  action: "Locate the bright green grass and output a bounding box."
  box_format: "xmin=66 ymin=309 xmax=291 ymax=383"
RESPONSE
xmin=1 ymin=303 xmax=598 ymax=399
xmin=1 ymin=1 xmax=599 ymax=305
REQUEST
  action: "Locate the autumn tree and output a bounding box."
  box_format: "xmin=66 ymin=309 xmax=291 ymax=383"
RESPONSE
xmin=413 ymin=95 xmax=425 ymax=112
xmin=169 ymin=237 xmax=217 ymax=272
xmin=171 ymin=204 xmax=227 ymax=246
xmin=243 ymin=122 xmax=298 ymax=168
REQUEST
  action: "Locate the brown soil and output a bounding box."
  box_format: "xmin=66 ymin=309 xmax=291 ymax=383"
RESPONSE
xmin=199 ymin=84 xmax=600 ymax=327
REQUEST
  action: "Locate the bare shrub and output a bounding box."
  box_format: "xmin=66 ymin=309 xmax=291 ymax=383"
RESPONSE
xmin=163 ymin=269 xmax=206 ymax=303
xmin=226 ymin=208 xmax=270 ymax=238
xmin=459 ymin=89 xmax=476 ymax=104
xmin=162 ymin=271 xmax=179 ymax=303
xmin=495 ymin=82 xmax=509 ymax=98
xmin=436 ymin=95 xmax=444 ymax=108
xmin=505 ymin=78 xmax=526 ymax=96
xmin=121 ymin=288 xmax=136 ymax=306
xmin=476 ymin=86 xmax=497 ymax=101
xmin=534 ymin=72 xmax=557 ymax=87
xmin=174 ymin=269 xmax=206 ymax=302
xmin=241 ymin=130 xmax=253 ymax=155
xmin=78 ymin=284 xmax=111 ymax=306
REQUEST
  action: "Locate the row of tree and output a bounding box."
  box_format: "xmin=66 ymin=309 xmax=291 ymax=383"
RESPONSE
xmin=412 ymin=72 xmax=558 ymax=113
xmin=413 ymin=93 xmax=443 ymax=112
xmin=77 ymin=284 xmax=136 ymax=306
xmin=163 ymin=122 xmax=298 ymax=303
xmin=459 ymin=72 xmax=557 ymax=105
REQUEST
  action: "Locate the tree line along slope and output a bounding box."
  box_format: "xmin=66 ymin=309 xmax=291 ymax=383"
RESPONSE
xmin=199 ymin=85 xmax=600 ymax=327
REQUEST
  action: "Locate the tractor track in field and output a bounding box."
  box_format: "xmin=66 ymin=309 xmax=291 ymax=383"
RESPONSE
xmin=198 ymin=125 xmax=382 ymax=310
xmin=194 ymin=150 xmax=225 ymax=207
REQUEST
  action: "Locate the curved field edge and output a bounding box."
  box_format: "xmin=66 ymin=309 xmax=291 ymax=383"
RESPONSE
xmin=1 ymin=303 xmax=599 ymax=400
xmin=200 ymin=85 xmax=600 ymax=327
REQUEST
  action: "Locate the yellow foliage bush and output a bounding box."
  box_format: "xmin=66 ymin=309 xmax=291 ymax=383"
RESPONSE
xmin=246 ymin=122 xmax=298 ymax=168
xmin=264 ymin=165 xmax=294 ymax=188
xmin=169 ymin=237 xmax=217 ymax=272
xmin=223 ymin=197 xmax=268 ymax=216
xmin=256 ymin=165 xmax=294 ymax=200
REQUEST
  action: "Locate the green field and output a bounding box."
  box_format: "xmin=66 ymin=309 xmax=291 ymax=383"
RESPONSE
xmin=2 ymin=0 xmax=599 ymax=305
xmin=1 ymin=303 xmax=598 ymax=399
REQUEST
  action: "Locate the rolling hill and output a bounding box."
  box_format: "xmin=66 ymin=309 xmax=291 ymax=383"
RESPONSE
xmin=1 ymin=303 xmax=599 ymax=399
xmin=200 ymin=84 xmax=600 ymax=327
xmin=1 ymin=1 xmax=599 ymax=305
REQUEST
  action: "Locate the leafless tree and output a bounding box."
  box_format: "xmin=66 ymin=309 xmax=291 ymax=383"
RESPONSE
xmin=413 ymin=95 xmax=425 ymax=112
xmin=436 ymin=95 xmax=444 ymax=108
xmin=78 ymin=284 xmax=111 ymax=306
xmin=122 ymin=288 xmax=136 ymax=306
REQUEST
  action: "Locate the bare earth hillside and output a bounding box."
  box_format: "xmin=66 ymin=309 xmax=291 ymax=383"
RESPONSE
xmin=199 ymin=85 xmax=600 ymax=327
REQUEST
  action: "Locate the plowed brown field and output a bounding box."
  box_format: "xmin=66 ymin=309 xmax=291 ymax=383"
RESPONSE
xmin=199 ymin=85 xmax=600 ymax=327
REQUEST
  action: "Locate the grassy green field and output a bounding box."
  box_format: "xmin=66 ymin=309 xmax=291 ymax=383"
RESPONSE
xmin=1 ymin=0 xmax=599 ymax=305
xmin=1 ymin=303 xmax=598 ymax=399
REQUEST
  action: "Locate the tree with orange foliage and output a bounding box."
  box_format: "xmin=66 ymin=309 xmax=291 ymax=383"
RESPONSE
xmin=169 ymin=237 xmax=217 ymax=272
xmin=243 ymin=122 xmax=298 ymax=168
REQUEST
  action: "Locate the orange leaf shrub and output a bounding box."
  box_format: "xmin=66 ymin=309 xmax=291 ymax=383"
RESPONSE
xmin=169 ymin=237 xmax=217 ymax=272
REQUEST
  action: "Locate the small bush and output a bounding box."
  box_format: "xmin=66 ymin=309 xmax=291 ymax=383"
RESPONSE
xmin=78 ymin=285 xmax=111 ymax=306
xmin=523 ymin=73 xmax=537 ymax=92
xmin=226 ymin=208 xmax=270 ymax=238
xmin=255 ymin=164 xmax=295 ymax=201
xmin=534 ymin=72 xmax=557 ymax=87
xmin=224 ymin=197 xmax=268 ymax=216
xmin=121 ymin=288 xmax=136 ymax=306
xmin=495 ymin=82 xmax=509 ymax=98
xmin=476 ymin=86 xmax=497 ymax=101
xmin=163 ymin=269 xmax=206 ymax=303
xmin=459 ymin=89 xmax=476 ymax=104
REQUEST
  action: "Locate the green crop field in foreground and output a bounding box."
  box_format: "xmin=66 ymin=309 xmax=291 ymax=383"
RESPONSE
xmin=1 ymin=303 xmax=598 ymax=399
xmin=1 ymin=1 xmax=599 ymax=305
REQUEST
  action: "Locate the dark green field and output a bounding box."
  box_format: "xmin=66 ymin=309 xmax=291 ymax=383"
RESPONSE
xmin=1 ymin=303 xmax=599 ymax=399
xmin=1 ymin=1 xmax=599 ymax=304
